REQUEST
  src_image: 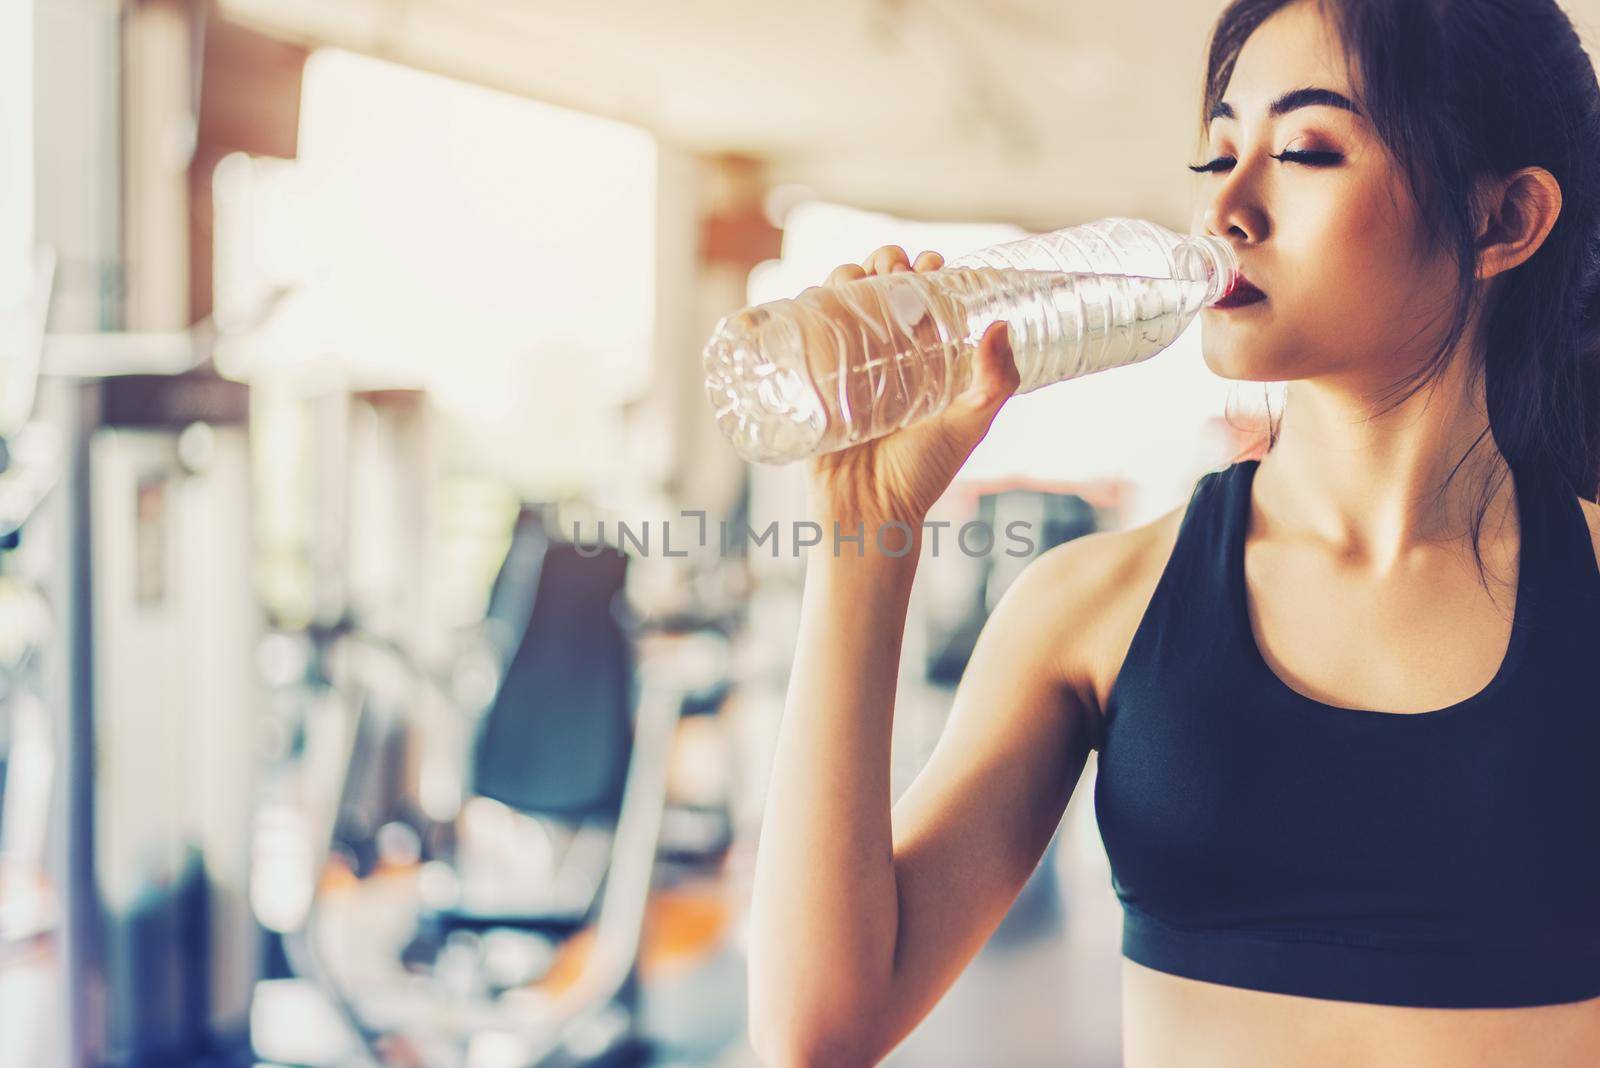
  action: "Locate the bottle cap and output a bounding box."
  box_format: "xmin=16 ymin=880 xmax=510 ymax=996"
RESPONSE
xmin=1174 ymin=235 xmax=1240 ymax=306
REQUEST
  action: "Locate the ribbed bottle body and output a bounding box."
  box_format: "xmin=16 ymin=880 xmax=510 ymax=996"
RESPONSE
xmin=949 ymin=217 xmax=1234 ymax=306
xmin=703 ymin=266 xmax=1208 ymax=465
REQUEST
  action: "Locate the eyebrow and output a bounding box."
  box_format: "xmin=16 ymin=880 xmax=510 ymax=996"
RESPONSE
xmin=1210 ymin=86 xmax=1362 ymax=121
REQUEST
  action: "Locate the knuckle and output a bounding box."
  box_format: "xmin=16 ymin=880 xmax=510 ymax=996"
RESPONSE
xmin=867 ymin=245 xmax=909 ymax=272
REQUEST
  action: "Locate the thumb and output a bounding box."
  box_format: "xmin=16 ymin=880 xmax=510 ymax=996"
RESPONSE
xmin=953 ymin=320 xmax=1019 ymax=419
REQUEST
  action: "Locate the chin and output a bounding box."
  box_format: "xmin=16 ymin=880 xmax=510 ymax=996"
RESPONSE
xmin=1198 ymin=340 xmax=1290 ymax=383
xmin=1203 ymin=342 xmax=1267 ymax=383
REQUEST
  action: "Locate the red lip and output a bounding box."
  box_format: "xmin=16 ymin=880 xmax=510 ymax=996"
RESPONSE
xmin=1213 ymin=274 xmax=1267 ymax=310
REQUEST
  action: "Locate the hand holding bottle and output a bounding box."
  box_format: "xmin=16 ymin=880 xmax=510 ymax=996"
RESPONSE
xmin=702 ymin=218 xmax=1237 ymax=475
xmin=802 ymin=244 xmax=1020 ymax=532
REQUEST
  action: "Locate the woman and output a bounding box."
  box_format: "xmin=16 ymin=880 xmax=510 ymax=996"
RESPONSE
xmin=745 ymin=0 xmax=1600 ymax=1064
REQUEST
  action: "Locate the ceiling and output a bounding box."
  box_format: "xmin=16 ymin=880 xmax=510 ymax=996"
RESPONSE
xmin=215 ymin=0 xmax=1600 ymax=231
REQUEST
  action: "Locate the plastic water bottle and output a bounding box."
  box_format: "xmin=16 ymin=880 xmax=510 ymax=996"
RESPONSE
xmin=702 ymin=218 xmax=1239 ymax=465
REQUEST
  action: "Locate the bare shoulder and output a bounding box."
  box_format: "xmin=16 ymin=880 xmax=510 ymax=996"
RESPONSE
xmin=1579 ymin=496 xmax=1600 ymax=574
xmin=998 ymin=495 xmax=1193 ymax=744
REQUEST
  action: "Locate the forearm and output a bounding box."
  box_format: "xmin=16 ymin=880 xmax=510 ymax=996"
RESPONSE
xmin=746 ymin=523 xmax=922 ymax=1062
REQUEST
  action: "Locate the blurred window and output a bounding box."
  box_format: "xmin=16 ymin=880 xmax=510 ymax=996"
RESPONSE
xmin=213 ymin=48 xmax=657 ymax=499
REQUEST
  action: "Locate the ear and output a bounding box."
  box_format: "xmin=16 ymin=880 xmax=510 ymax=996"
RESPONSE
xmin=1474 ymin=166 xmax=1562 ymax=281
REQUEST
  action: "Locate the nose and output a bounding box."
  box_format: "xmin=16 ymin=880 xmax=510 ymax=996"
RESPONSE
xmin=1200 ymin=168 xmax=1269 ymax=247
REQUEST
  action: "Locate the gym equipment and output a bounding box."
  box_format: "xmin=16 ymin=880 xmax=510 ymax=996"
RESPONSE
xmin=925 ymin=488 xmax=1100 ymax=686
xmin=266 ymin=500 xmax=742 ymax=1067
xmin=41 ymin=361 xmax=262 ymax=1068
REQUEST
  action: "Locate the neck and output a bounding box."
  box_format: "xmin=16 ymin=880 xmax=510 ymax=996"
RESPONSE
xmin=1256 ymin=352 xmax=1515 ymax=572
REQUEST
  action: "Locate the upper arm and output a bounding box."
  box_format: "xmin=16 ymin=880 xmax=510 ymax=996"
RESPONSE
xmin=859 ymin=529 xmax=1139 ymax=1060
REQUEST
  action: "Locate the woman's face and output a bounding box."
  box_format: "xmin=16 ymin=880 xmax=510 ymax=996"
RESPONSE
xmin=1191 ymin=0 xmax=1460 ymax=384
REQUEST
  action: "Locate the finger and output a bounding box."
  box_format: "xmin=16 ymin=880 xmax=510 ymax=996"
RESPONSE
xmin=912 ymin=250 xmax=944 ymax=273
xmin=863 ymin=245 xmax=911 ymax=276
xmin=826 ymin=263 xmax=866 ymax=287
xmin=956 ymin=321 xmax=1019 ymax=414
xmin=891 ymin=321 xmax=1014 ymax=463
xmin=913 ymin=322 xmax=1015 ymax=457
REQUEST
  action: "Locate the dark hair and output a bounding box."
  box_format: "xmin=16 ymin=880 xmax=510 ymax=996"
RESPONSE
xmin=1204 ymin=0 xmax=1600 ymax=582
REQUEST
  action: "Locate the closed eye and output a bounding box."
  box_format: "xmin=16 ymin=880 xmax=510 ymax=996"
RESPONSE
xmin=1187 ymin=149 xmax=1344 ymax=173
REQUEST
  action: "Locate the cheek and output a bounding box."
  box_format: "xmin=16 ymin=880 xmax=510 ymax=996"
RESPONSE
xmin=1281 ymin=181 xmax=1439 ymax=333
xmin=1294 ymin=193 xmax=1403 ymax=289
xmin=1315 ymin=233 xmax=1455 ymax=356
xmin=1324 ymin=171 xmax=1440 ymax=295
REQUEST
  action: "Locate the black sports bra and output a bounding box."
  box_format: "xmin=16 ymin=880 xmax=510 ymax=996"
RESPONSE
xmin=1093 ymin=457 xmax=1600 ymax=1008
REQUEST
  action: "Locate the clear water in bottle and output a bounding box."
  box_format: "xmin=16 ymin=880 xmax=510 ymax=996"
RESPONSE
xmin=703 ymin=265 xmax=1212 ymax=465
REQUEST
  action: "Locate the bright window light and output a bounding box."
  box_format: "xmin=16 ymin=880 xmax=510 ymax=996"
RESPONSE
xmin=215 ymin=48 xmax=657 ymax=496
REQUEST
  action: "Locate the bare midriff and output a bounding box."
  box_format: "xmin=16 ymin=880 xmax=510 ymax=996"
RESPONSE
xmin=1120 ymin=958 xmax=1600 ymax=1068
